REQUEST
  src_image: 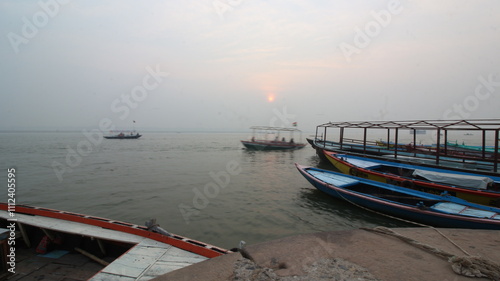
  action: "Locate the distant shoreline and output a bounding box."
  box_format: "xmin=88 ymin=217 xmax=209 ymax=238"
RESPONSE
xmin=0 ymin=129 xmax=315 ymax=134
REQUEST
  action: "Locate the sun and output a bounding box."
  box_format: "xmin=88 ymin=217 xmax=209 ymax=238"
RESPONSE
xmin=267 ymin=94 xmax=275 ymax=102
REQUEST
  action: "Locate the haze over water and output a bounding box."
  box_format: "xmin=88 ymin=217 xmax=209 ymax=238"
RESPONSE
xmin=0 ymin=132 xmax=408 ymax=249
xmin=2 ymin=0 xmax=499 ymax=254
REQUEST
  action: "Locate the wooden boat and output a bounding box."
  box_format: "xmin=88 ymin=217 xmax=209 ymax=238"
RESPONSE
xmin=310 ymin=137 xmax=497 ymax=175
xmin=406 ymin=143 xmax=499 ymax=161
xmin=295 ymin=164 xmax=500 ymax=229
xmin=375 ymin=140 xmax=500 ymax=160
xmin=446 ymin=141 xmax=499 ymax=154
xmin=311 ymin=138 xmax=391 ymax=156
xmin=104 ymin=132 xmax=142 ymax=139
xmin=324 ymin=151 xmax=500 ymax=207
xmin=241 ymin=126 xmax=306 ymax=150
xmin=0 ymin=203 xmax=228 ymax=280
xmin=375 ymin=140 xmax=410 ymax=150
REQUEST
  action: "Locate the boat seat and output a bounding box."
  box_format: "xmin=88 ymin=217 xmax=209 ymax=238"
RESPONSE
xmin=308 ymin=170 xmax=360 ymax=188
xmin=343 ymin=158 xmax=382 ymax=170
xmin=431 ymin=202 xmax=499 ymax=219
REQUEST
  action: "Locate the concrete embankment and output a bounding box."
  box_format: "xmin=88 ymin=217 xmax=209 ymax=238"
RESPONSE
xmin=153 ymin=227 xmax=500 ymax=281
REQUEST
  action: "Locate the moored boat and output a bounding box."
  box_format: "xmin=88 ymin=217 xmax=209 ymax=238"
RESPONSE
xmin=295 ymin=164 xmax=500 ymax=229
xmin=406 ymin=143 xmax=499 ymax=161
xmin=324 ymin=151 xmax=500 ymax=207
xmin=312 ymin=119 xmax=500 ymax=174
xmin=0 ymin=203 xmax=228 ymax=280
xmin=104 ymin=131 xmax=142 ymax=139
xmin=376 ymin=140 xmax=500 ymax=160
xmin=241 ymin=126 xmax=306 ymax=150
xmin=446 ymin=141 xmax=499 ymax=154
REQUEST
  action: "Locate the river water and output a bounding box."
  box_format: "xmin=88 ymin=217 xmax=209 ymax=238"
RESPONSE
xmin=0 ymin=132 xmax=407 ymax=249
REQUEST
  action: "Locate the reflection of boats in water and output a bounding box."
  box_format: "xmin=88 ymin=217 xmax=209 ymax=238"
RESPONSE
xmin=104 ymin=131 xmax=142 ymax=139
xmin=241 ymin=126 xmax=306 ymax=150
xmin=0 ymin=203 xmax=228 ymax=280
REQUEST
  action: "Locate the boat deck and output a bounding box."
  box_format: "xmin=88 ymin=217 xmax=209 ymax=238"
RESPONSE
xmin=0 ymin=211 xmax=208 ymax=280
xmin=10 ymin=246 xmax=105 ymax=280
xmin=91 ymin=239 xmax=207 ymax=280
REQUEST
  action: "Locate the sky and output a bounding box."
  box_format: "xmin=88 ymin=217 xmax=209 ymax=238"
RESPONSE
xmin=1 ymin=0 xmax=499 ymax=132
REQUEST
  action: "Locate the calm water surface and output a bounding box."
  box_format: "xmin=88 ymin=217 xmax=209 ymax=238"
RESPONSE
xmin=0 ymin=132 xmax=407 ymax=249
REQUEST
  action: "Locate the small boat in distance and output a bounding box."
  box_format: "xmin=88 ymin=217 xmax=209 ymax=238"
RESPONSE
xmin=104 ymin=131 xmax=142 ymax=139
xmin=295 ymin=164 xmax=500 ymax=229
xmin=241 ymin=126 xmax=306 ymax=150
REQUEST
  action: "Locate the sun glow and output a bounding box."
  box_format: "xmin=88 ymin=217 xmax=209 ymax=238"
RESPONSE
xmin=267 ymin=94 xmax=275 ymax=102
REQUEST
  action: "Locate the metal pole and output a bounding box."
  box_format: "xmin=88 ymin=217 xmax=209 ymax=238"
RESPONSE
xmin=386 ymin=129 xmax=390 ymax=150
xmin=494 ymin=129 xmax=499 ymax=173
xmin=482 ymin=130 xmax=487 ymax=159
xmin=413 ymin=129 xmax=416 ymax=156
xmin=394 ymin=128 xmax=399 ymax=159
xmin=363 ymin=128 xmax=367 ymax=154
xmin=444 ymin=130 xmax=448 ymax=156
xmin=339 ymin=127 xmax=344 ymax=150
xmin=324 ymin=126 xmax=328 ymax=149
xmin=436 ymin=128 xmax=441 ymax=165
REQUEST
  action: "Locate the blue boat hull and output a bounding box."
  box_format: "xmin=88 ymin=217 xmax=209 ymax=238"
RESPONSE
xmin=296 ymin=164 xmax=500 ymax=230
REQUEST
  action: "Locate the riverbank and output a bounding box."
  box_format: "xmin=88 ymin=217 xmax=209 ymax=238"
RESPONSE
xmin=153 ymin=227 xmax=500 ymax=281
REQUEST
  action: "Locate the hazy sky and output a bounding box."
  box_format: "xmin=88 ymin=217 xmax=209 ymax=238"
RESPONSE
xmin=1 ymin=0 xmax=499 ymax=132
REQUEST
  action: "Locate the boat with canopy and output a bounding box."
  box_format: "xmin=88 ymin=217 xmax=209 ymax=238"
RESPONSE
xmin=241 ymin=126 xmax=306 ymax=150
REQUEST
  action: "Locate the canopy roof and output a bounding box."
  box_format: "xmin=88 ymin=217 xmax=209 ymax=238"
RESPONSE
xmin=314 ymin=119 xmax=500 ymax=173
xmin=250 ymin=126 xmax=302 ymax=132
xmin=317 ymin=119 xmax=500 ymax=131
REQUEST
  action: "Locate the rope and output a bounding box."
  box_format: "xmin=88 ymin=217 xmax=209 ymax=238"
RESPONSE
xmin=328 ymin=183 xmax=471 ymax=256
xmin=317 ymin=169 xmax=500 ymax=278
xmin=363 ymin=226 xmax=500 ymax=280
